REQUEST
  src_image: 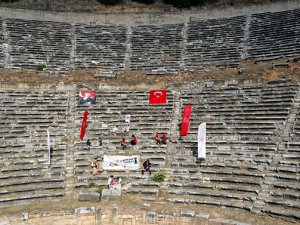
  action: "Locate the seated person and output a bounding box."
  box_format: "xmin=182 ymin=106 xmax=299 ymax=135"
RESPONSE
xmin=121 ymin=138 xmax=127 ymax=150
xmin=160 ymin=133 xmax=167 ymax=144
xmin=114 ymin=177 xmax=122 ymax=190
xmin=155 ymin=133 xmax=161 ymax=144
xmin=98 ymin=137 xmax=102 ymax=146
xmin=124 ymin=125 xmax=129 ymax=136
xmin=112 ymin=125 xmax=120 ymax=134
xmin=142 ymin=159 xmax=151 ymax=175
xmin=86 ymin=139 xmax=91 ymax=150
xmin=108 ymin=175 xmax=116 ymax=189
xmin=130 ymin=135 xmax=137 ymax=145
xmin=90 ymin=164 xmax=98 ymax=176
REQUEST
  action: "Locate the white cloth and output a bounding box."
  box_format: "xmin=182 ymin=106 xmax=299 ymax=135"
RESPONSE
xmin=125 ymin=114 xmax=131 ymax=123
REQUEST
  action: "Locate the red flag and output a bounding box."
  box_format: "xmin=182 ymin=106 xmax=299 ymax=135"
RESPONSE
xmin=180 ymin=105 xmax=192 ymax=136
xmin=149 ymin=90 xmax=167 ymax=104
xmin=79 ymin=91 xmax=96 ymax=98
xmin=80 ymin=111 xmax=89 ymax=140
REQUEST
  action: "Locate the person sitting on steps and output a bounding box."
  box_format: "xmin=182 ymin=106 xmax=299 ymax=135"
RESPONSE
xmin=131 ymin=135 xmax=137 ymax=145
xmin=142 ymin=159 xmax=151 ymax=175
xmin=155 ymin=133 xmax=161 ymax=144
xmin=121 ymin=138 xmax=127 ymax=150
xmin=161 ymin=133 xmax=167 ymax=144
xmin=86 ymin=139 xmax=91 ymax=150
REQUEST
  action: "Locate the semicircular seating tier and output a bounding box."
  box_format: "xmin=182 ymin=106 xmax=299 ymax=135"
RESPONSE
xmin=0 ymin=82 xmax=299 ymax=221
xmin=0 ymin=8 xmax=299 ymax=73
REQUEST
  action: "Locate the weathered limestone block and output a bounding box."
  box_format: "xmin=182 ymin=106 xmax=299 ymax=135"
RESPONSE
xmin=101 ymin=189 xmax=121 ymax=200
xmin=78 ymin=190 xmax=100 ymax=202
xmin=75 ymin=207 xmax=96 ymax=214
xmin=144 ymin=212 xmax=156 ymax=223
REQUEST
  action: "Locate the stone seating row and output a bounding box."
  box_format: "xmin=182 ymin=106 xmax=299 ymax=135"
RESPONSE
xmin=0 ymin=91 xmax=68 ymax=206
xmin=6 ymin=18 xmax=72 ymax=73
xmin=75 ymin=24 xmax=127 ymax=70
xmin=247 ymin=9 xmax=300 ymax=61
xmin=73 ymin=90 xmax=174 ymax=190
xmin=129 ymin=24 xmax=183 ymax=71
xmin=184 ymin=15 xmax=246 ymax=69
xmin=0 ymin=9 xmax=299 ymax=72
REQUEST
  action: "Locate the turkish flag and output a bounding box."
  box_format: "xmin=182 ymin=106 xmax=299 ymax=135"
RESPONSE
xmin=149 ymin=90 xmax=167 ymax=104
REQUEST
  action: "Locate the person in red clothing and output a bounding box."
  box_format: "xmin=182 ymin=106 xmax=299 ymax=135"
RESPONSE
xmin=161 ymin=133 xmax=167 ymax=144
xmin=130 ymin=135 xmax=137 ymax=145
xmin=155 ymin=133 xmax=161 ymax=144
xmin=121 ymin=138 xmax=127 ymax=150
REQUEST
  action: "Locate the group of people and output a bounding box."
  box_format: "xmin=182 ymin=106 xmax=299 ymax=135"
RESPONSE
xmin=108 ymin=175 xmax=122 ymax=190
xmin=155 ymin=133 xmax=167 ymax=145
xmin=121 ymin=135 xmax=137 ymax=150
xmin=107 ymin=159 xmax=151 ymax=190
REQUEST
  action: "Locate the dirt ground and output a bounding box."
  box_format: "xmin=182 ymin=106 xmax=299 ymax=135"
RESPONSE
xmin=0 ymin=195 xmax=298 ymax=225
xmin=0 ymin=60 xmax=299 ymax=90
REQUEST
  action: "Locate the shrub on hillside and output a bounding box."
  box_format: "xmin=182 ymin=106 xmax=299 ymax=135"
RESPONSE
xmin=36 ymin=64 xmax=46 ymax=71
xmin=132 ymin=0 xmax=155 ymax=4
xmin=163 ymin=0 xmax=218 ymax=8
xmin=152 ymin=172 xmax=165 ymax=182
xmin=98 ymin=0 xmax=122 ymax=6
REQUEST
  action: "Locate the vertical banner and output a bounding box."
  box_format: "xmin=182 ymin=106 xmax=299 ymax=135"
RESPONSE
xmin=80 ymin=111 xmax=89 ymax=140
xmin=198 ymin=123 xmax=206 ymax=158
xmin=47 ymin=129 xmax=51 ymax=165
xmin=180 ymin=105 xmax=192 ymax=136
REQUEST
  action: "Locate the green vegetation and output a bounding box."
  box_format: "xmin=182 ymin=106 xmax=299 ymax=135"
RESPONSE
xmin=132 ymin=0 xmax=155 ymax=4
xmin=163 ymin=0 xmax=219 ymax=8
xmin=96 ymin=187 xmax=102 ymax=195
xmin=152 ymin=172 xmax=165 ymax=182
xmin=0 ymin=0 xmax=20 ymax=2
xmin=97 ymin=0 xmax=122 ymax=5
xmin=88 ymin=181 xmax=96 ymax=188
xmin=36 ymin=64 xmax=47 ymax=72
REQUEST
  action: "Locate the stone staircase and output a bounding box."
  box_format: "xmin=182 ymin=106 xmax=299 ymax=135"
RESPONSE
xmin=0 ymin=82 xmax=299 ymax=221
xmin=0 ymin=8 xmax=299 ymax=73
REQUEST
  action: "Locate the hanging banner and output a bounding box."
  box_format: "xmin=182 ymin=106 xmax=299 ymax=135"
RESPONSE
xmin=149 ymin=90 xmax=167 ymax=104
xmin=80 ymin=111 xmax=89 ymax=140
xmin=103 ymin=155 xmax=140 ymax=170
xmin=78 ymin=91 xmax=97 ymax=105
xmin=47 ymin=129 xmax=51 ymax=165
xmin=198 ymin=123 xmax=206 ymax=158
xmin=180 ymin=105 xmax=192 ymax=136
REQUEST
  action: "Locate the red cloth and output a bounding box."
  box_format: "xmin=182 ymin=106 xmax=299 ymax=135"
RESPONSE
xmin=121 ymin=139 xmax=126 ymax=145
xmin=79 ymin=91 xmax=96 ymax=98
xmin=155 ymin=134 xmax=160 ymax=141
xmin=180 ymin=105 xmax=192 ymax=136
xmin=149 ymin=90 xmax=167 ymax=104
xmin=132 ymin=136 xmax=137 ymax=144
xmin=161 ymin=134 xmax=167 ymax=140
xmin=80 ymin=111 xmax=89 ymax=140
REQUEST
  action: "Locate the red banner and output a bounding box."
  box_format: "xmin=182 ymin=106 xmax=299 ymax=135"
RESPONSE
xmin=149 ymin=90 xmax=167 ymax=104
xmin=180 ymin=105 xmax=192 ymax=136
xmin=79 ymin=91 xmax=96 ymax=98
xmin=80 ymin=111 xmax=89 ymax=140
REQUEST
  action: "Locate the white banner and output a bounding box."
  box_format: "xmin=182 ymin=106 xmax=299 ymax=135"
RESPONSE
xmin=103 ymin=155 xmax=140 ymax=170
xmin=47 ymin=129 xmax=51 ymax=165
xmin=198 ymin=123 xmax=206 ymax=158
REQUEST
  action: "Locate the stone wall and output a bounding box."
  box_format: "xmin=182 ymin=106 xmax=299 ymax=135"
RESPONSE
xmin=0 ymin=206 xmax=250 ymax=225
xmin=0 ymin=0 xmax=299 ymax=25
